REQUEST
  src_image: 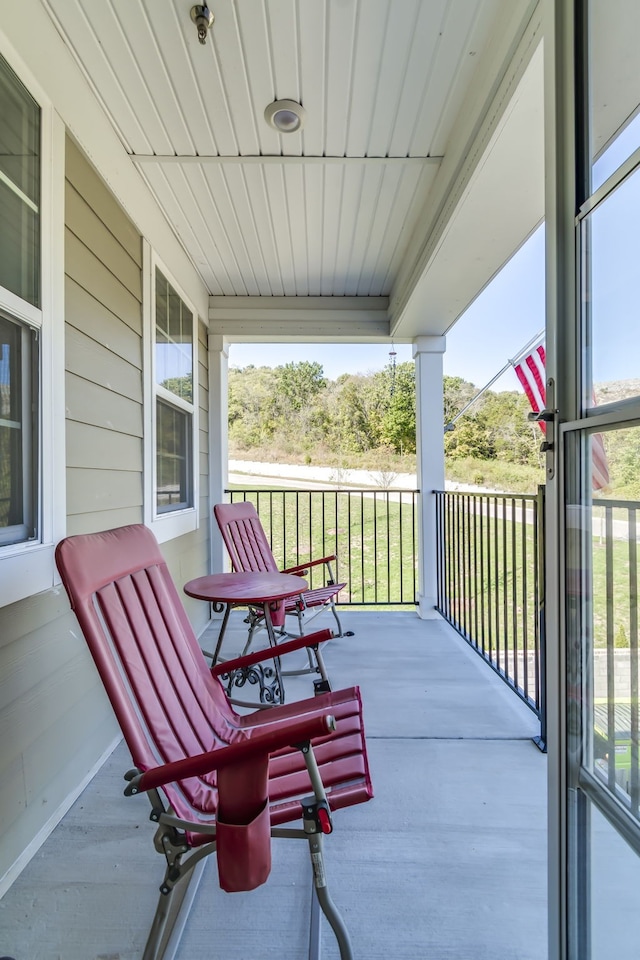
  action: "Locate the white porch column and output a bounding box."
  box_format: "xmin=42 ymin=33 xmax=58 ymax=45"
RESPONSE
xmin=208 ymin=334 xmax=229 ymax=573
xmin=412 ymin=336 xmax=446 ymax=619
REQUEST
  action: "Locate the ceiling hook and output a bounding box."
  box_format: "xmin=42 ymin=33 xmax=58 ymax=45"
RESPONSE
xmin=190 ymin=5 xmax=214 ymax=45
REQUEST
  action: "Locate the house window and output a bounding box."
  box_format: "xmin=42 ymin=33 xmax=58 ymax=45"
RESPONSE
xmin=0 ymin=54 xmax=40 ymax=307
xmin=154 ymin=267 xmax=195 ymax=517
xmin=0 ymin=313 xmax=38 ymax=546
xmin=0 ymin=53 xmax=42 ymax=556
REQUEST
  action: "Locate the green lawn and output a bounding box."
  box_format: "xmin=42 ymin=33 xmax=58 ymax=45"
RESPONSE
xmin=228 ymin=487 xmax=418 ymax=605
xmin=229 ymin=485 xmax=639 ymax=651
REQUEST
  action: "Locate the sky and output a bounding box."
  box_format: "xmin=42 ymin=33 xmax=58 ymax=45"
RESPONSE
xmin=230 ymin=114 xmax=640 ymax=394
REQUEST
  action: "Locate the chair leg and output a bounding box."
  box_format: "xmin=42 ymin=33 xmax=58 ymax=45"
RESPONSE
xmin=312 ymin=645 xmax=332 ymax=694
xmin=300 ymin=742 xmax=353 ymax=959
xmin=309 ymin=870 xmax=322 ymax=960
xmin=329 ymin=600 xmax=354 ymax=638
xmin=307 ymin=832 xmax=353 ymax=960
xmin=143 ymin=857 xmax=208 ymax=960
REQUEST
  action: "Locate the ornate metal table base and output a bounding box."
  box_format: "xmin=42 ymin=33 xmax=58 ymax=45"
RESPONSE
xmin=221 ymin=663 xmax=282 ymax=704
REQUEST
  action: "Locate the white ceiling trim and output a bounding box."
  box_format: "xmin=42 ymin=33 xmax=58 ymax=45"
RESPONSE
xmin=133 ymin=155 xmax=441 ymax=167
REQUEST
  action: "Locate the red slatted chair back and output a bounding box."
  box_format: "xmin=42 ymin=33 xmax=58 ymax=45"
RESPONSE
xmin=214 ymin=501 xmax=291 ymax=627
xmin=214 ymin=501 xmax=279 ymax=575
xmin=55 ymin=525 xmax=239 ymax=823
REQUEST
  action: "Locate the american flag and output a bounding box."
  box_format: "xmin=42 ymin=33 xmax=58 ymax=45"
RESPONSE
xmin=513 ymin=339 xmax=610 ymax=492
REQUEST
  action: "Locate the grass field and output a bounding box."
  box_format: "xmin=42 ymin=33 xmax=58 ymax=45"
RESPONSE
xmin=229 ymin=484 xmax=639 ymax=653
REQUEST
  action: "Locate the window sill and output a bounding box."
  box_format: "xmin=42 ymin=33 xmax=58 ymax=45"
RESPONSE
xmin=0 ymin=542 xmax=58 ymax=608
xmin=148 ymin=508 xmax=198 ymax=544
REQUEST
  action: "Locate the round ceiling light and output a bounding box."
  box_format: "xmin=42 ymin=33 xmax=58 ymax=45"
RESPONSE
xmin=264 ymin=99 xmax=306 ymax=133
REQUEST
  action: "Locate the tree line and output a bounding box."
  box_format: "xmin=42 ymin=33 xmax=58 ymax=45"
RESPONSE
xmin=228 ymin=360 xmax=544 ymax=470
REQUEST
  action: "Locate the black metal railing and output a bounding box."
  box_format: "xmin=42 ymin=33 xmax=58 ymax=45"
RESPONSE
xmin=434 ymin=487 xmax=546 ymax=730
xmin=226 ymin=488 xmax=419 ymax=606
xmin=590 ymin=497 xmax=640 ymax=814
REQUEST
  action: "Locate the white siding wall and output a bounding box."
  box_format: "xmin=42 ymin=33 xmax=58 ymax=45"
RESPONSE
xmin=65 ymin=138 xmax=145 ymax=534
xmin=0 ymin=138 xmax=211 ymax=892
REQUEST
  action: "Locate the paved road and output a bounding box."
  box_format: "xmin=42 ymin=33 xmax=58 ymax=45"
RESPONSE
xmin=229 ymin=469 xmax=632 ymax=541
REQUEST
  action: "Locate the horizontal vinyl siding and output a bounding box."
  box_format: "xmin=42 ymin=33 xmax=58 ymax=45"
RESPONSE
xmin=65 ymin=372 xmax=143 ymax=436
xmin=66 ymin=278 xmax=141 ymax=365
xmin=65 ymin=137 xmax=144 ymax=533
xmin=58 ymin=138 xmax=144 ymax=848
xmin=0 ymin=136 xmax=212 ymax=894
xmin=0 ymin=585 xmax=118 ymax=889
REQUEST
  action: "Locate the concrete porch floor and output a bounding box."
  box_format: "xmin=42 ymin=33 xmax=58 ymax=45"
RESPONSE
xmin=0 ymin=610 xmax=547 ymax=960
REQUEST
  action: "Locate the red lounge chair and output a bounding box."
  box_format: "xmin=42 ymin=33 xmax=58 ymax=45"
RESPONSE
xmin=55 ymin=524 xmax=372 ymax=960
xmin=214 ymin=500 xmax=353 ymax=642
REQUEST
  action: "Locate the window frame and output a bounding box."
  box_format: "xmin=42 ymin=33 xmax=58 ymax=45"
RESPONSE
xmin=0 ymin=310 xmax=39 ymax=547
xmin=143 ymin=243 xmax=199 ymax=542
xmin=0 ymin=43 xmax=65 ymax=609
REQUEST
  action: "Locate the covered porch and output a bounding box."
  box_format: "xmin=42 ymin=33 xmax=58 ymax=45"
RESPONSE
xmin=2 ymin=3 xmax=640 ymax=958
xmin=0 ymin=610 xmax=546 ymax=959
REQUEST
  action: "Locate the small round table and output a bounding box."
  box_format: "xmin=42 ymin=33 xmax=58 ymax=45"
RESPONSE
xmin=184 ymin=571 xmax=308 ymax=703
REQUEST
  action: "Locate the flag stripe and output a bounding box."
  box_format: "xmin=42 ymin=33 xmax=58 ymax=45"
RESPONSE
xmin=591 ymin=433 xmax=610 ymax=490
xmin=511 ymin=339 xmax=610 ymax=492
xmin=525 ymin=346 xmax=546 ymax=407
xmin=514 ymin=344 xmax=546 ymax=433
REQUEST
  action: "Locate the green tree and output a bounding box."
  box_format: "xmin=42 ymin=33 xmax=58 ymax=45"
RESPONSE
xmin=482 ymin=391 xmax=541 ymax=467
xmin=276 ymin=361 xmax=326 ymax=413
xmin=228 ymin=365 xmax=279 ymax=447
xmin=443 ymin=375 xmax=476 ymax=427
xmin=327 ymin=374 xmax=379 ymax=453
xmin=160 ymin=374 xmax=192 ymax=404
xmin=445 ymin=412 xmax=494 ymax=460
xmin=378 ymin=361 xmax=416 ymax=454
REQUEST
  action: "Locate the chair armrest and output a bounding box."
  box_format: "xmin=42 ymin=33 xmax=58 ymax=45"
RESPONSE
xmin=283 ymin=555 xmax=337 ymax=575
xmin=125 ymin=712 xmax=335 ymax=796
xmin=211 ymin=628 xmax=333 ymax=677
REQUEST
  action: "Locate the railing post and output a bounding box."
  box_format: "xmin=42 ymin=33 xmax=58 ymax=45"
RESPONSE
xmin=534 ymin=483 xmax=548 ymax=752
xmin=412 ymin=336 xmax=446 ymax=619
xmin=208 ymin=334 xmax=229 ymax=574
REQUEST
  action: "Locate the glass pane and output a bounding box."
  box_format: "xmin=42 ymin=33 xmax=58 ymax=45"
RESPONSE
xmin=566 ymin=424 xmax=640 ymax=821
xmin=591 ymin=802 xmax=640 ymax=959
xmin=155 ymin=269 xmax=192 ymax=402
xmin=590 ymin=0 xmax=640 ymax=191
xmin=0 ymin=55 xmax=40 ymax=306
xmin=583 ymin=165 xmax=640 ymax=406
xmin=156 ymin=399 xmax=191 ymax=513
xmin=0 ymin=312 xmax=37 ymax=544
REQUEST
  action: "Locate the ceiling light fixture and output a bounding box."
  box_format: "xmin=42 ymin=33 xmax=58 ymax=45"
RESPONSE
xmin=264 ymin=99 xmax=306 ymax=134
xmin=190 ymin=5 xmax=214 ymax=45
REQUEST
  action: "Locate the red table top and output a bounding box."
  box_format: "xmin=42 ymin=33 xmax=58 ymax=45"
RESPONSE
xmin=183 ymin=571 xmax=308 ymax=605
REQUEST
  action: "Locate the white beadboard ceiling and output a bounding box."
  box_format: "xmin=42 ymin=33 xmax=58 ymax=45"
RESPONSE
xmin=44 ymin=0 xmax=542 ymax=337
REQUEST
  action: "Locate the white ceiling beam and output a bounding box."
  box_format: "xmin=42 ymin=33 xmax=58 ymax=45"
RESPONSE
xmin=209 ymin=295 xmax=392 ymax=342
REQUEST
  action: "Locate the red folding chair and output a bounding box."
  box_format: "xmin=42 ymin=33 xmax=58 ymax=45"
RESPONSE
xmin=55 ymin=524 xmax=372 ymax=960
xmin=214 ymin=500 xmax=353 ymax=643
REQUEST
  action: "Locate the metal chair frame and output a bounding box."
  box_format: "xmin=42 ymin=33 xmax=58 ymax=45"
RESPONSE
xmin=213 ymin=502 xmax=354 ymax=680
